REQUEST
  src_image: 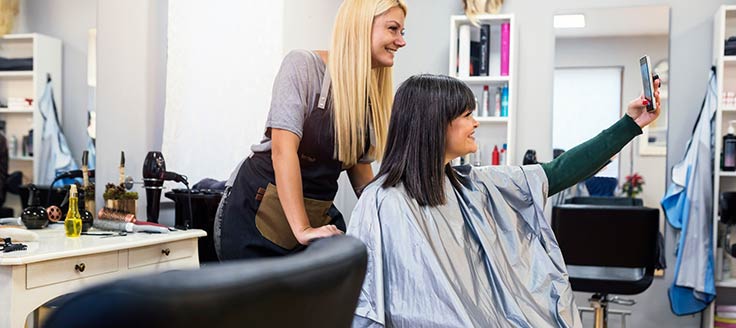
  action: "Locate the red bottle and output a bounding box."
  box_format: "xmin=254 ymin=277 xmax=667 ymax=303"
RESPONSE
xmin=492 ymin=145 xmax=500 ymax=165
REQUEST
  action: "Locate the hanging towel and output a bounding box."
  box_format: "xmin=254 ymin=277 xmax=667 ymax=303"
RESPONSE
xmin=37 ymin=78 xmax=78 ymax=186
xmin=661 ymin=67 xmax=717 ymax=315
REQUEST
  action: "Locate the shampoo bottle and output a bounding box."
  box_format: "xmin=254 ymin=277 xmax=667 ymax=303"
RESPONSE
xmin=724 ymin=120 xmax=736 ymax=171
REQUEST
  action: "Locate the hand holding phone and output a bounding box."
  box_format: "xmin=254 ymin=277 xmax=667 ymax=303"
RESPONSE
xmin=639 ymin=55 xmax=657 ymax=112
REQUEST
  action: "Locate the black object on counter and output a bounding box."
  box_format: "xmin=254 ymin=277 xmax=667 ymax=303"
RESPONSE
xmin=143 ymin=151 xmax=166 ymax=223
xmin=165 ymin=189 xmax=222 ymax=263
xmin=21 ymin=184 xmax=48 ymax=229
xmin=78 ymin=189 xmax=94 ymax=232
xmin=20 ymin=184 xmax=68 ymax=210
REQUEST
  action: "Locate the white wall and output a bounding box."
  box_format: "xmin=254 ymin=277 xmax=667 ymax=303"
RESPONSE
xmin=162 ymin=1 xmax=285 ymax=185
xmin=17 ymin=0 xmax=96 ymax=169
xmin=96 ymin=0 xmax=169 ymax=224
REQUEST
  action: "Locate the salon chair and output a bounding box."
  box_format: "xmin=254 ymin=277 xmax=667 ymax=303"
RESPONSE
xmin=584 ymin=176 xmax=619 ymax=197
xmin=43 ymin=235 xmax=368 ymax=328
xmin=552 ymin=204 xmax=659 ymax=328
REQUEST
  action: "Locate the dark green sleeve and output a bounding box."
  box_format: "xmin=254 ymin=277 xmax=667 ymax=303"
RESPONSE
xmin=541 ymin=115 xmax=642 ymax=196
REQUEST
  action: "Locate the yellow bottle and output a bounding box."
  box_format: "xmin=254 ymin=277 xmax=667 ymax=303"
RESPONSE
xmin=64 ymin=185 xmax=82 ymax=238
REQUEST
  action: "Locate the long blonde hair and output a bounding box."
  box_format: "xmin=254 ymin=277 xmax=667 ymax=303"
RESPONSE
xmin=0 ymin=0 xmax=18 ymax=36
xmin=328 ymin=0 xmax=407 ymax=166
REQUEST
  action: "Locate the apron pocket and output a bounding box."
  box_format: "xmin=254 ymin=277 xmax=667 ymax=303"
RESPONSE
xmin=255 ymin=183 xmax=333 ymax=250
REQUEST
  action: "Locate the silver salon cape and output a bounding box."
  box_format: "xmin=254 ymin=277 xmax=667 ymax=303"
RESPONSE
xmin=348 ymin=165 xmax=582 ymax=328
xmin=660 ymin=67 xmax=717 ymax=315
xmin=37 ymin=79 xmax=78 ymax=186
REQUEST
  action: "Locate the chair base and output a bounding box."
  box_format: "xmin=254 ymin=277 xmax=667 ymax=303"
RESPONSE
xmin=587 ymin=293 xmax=635 ymax=328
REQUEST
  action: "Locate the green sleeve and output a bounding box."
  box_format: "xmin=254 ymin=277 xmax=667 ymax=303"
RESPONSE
xmin=541 ymin=115 xmax=642 ymax=196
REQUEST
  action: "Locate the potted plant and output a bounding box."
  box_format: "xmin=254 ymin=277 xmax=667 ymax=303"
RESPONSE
xmin=103 ymin=183 xmax=138 ymax=216
xmin=622 ymin=173 xmax=645 ymax=198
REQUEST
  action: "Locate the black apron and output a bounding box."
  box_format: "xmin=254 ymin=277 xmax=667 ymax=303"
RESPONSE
xmin=216 ymin=68 xmax=357 ymax=260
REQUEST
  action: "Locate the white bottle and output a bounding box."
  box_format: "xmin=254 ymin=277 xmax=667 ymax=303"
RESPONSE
xmin=9 ymin=135 xmax=16 ymax=157
xmin=494 ymin=89 xmax=501 ymax=117
xmin=482 ymin=86 xmax=489 ymax=117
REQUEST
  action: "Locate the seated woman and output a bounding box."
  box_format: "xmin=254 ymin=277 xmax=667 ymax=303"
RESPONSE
xmin=348 ymin=74 xmax=659 ymax=327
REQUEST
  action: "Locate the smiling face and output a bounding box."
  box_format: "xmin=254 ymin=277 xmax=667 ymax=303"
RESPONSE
xmin=371 ymin=6 xmax=406 ymax=68
xmin=444 ymin=109 xmax=479 ymax=164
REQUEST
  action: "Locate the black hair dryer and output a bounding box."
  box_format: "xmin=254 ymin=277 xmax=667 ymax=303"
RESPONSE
xmin=143 ymin=151 xmax=190 ymax=224
xmin=143 ymin=151 xmax=166 ymax=223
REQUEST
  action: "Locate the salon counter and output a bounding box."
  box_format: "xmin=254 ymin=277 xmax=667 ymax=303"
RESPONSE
xmin=0 ymin=225 xmax=206 ymax=328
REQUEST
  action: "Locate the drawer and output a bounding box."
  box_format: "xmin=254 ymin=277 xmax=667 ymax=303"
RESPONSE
xmin=128 ymin=239 xmax=195 ymax=269
xmin=26 ymin=251 xmax=119 ymax=289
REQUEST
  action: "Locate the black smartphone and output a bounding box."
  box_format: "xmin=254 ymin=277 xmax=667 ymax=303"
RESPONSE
xmin=639 ymin=55 xmax=656 ymax=112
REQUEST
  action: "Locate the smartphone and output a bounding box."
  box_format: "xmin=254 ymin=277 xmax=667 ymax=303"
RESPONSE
xmin=639 ymin=55 xmax=656 ymax=112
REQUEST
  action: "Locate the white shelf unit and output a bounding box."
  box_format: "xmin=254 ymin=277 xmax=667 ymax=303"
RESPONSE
xmin=709 ymin=6 xmax=736 ymax=328
xmin=0 ymin=33 xmax=62 ymax=184
xmin=449 ymin=14 xmax=516 ymax=165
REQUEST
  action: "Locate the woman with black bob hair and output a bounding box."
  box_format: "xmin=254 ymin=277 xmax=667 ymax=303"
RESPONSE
xmin=349 ymin=74 xmax=660 ymax=327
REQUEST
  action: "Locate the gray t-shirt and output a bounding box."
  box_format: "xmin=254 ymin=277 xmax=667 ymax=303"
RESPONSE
xmin=251 ymin=49 xmax=326 ymax=153
xmin=251 ymin=49 xmax=373 ymax=164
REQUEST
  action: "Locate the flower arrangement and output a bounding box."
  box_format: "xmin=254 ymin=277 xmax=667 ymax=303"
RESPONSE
xmin=622 ymin=173 xmax=645 ymax=198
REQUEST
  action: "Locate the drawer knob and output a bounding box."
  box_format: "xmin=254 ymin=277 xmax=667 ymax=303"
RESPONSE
xmin=75 ymin=263 xmax=86 ymax=273
xmin=162 ymin=248 xmax=171 ymax=256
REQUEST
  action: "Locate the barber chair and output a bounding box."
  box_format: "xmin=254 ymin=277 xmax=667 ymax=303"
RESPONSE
xmin=584 ymin=177 xmax=619 ymax=197
xmin=552 ymin=204 xmax=659 ymax=328
xmin=43 ymin=236 xmax=368 ymax=328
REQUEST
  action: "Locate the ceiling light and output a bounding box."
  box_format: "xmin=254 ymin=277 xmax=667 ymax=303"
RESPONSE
xmin=554 ymin=14 xmax=585 ymax=29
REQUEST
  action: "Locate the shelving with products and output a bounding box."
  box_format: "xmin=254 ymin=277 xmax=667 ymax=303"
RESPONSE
xmin=0 ymin=33 xmax=62 ymax=184
xmin=448 ymin=14 xmax=516 ymax=166
xmin=708 ymin=5 xmax=736 ymax=328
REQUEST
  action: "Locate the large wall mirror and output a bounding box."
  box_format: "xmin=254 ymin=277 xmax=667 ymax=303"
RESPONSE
xmin=552 ymin=5 xmax=669 ymax=223
xmin=552 ymin=5 xmax=670 ymax=326
xmin=1 ymin=1 xmax=97 ymax=213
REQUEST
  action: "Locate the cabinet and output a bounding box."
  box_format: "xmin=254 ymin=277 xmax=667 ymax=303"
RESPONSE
xmin=0 ymin=33 xmax=62 ymax=184
xmin=709 ymin=5 xmax=736 ymax=328
xmin=448 ymin=14 xmax=516 ymax=165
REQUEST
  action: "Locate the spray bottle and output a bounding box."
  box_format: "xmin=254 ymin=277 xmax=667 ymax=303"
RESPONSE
xmin=724 ymin=120 xmax=736 ymax=171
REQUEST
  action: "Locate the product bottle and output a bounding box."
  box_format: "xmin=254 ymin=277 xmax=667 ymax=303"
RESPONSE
xmin=473 ymin=142 xmax=482 ymax=166
xmin=502 ymin=143 xmax=508 ymax=165
xmin=78 ymin=189 xmax=94 ymax=232
xmin=499 ymin=144 xmax=507 ymax=165
xmin=8 ymin=135 xmax=16 ymax=157
xmin=473 ymin=97 xmax=480 ymax=118
xmin=64 ymin=185 xmax=82 ymax=238
xmin=482 ymin=85 xmax=489 ymax=117
xmin=500 ymin=86 xmax=509 ymax=117
xmin=494 ymin=89 xmax=501 ymax=117
xmin=492 ymin=145 xmax=500 ymax=165
xmin=724 ymin=120 xmax=736 ymax=171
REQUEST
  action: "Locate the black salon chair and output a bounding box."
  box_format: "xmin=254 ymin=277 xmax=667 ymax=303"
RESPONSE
xmin=43 ymin=235 xmax=368 ymax=328
xmin=552 ymin=204 xmax=659 ymax=328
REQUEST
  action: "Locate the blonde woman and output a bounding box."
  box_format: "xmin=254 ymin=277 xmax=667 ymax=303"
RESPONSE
xmin=215 ymin=0 xmax=407 ymax=259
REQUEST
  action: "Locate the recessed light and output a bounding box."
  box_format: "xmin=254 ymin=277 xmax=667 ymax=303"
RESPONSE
xmin=554 ymin=14 xmax=585 ymax=29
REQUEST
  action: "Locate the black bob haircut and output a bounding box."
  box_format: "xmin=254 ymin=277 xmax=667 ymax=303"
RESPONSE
xmin=375 ymin=74 xmax=476 ymax=206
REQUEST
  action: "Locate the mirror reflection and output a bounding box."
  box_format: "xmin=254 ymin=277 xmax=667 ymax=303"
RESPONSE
xmin=0 ymin=0 xmax=97 ymax=215
xmin=552 ymin=5 xmax=669 ymax=223
xmin=551 ymin=5 xmax=670 ymax=326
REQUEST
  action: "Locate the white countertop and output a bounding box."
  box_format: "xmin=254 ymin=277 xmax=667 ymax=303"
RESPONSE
xmin=0 ymin=224 xmax=206 ymax=265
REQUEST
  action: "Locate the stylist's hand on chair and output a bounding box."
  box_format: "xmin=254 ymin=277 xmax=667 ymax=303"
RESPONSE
xmin=626 ymin=77 xmax=661 ymax=128
xmin=296 ymin=224 xmax=343 ymax=246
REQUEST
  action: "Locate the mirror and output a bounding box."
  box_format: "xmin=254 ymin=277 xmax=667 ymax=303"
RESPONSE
xmin=551 ymin=4 xmax=669 ymax=254
xmin=551 ymin=5 xmax=670 ymax=326
xmin=0 ymin=1 xmax=97 ymax=213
